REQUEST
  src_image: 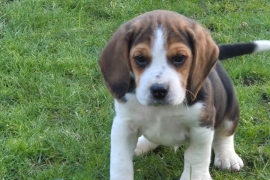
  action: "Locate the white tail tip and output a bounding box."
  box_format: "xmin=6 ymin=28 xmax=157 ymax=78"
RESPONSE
xmin=254 ymin=40 xmax=270 ymax=52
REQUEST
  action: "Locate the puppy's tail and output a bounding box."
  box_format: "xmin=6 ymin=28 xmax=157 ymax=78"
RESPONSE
xmin=218 ymin=40 xmax=270 ymax=60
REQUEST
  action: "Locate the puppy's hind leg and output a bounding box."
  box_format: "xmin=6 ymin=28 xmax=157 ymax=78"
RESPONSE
xmin=213 ymin=120 xmax=244 ymax=171
xmin=134 ymin=136 xmax=159 ymax=156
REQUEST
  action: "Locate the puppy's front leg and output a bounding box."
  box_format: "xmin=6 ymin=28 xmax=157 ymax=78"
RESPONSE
xmin=110 ymin=116 xmax=138 ymax=180
xmin=180 ymin=127 xmax=214 ymax=180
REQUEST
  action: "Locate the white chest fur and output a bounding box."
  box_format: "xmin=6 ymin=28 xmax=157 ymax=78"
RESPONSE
xmin=114 ymin=94 xmax=204 ymax=147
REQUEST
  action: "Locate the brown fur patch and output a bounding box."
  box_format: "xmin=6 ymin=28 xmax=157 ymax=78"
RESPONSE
xmin=130 ymin=43 xmax=152 ymax=87
xmin=166 ymin=43 xmax=192 ymax=88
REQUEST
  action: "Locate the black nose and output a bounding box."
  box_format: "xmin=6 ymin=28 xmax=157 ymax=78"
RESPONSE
xmin=150 ymin=84 xmax=168 ymax=99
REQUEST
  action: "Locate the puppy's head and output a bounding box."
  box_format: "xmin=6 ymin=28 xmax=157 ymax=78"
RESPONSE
xmin=100 ymin=10 xmax=219 ymax=106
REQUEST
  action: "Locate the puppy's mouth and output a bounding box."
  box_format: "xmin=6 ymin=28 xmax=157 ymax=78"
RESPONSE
xmin=138 ymin=94 xmax=182 ymax=107
xmin=145 ymin=94 xmax=185 ymax=107
xmin=148 ymin=99 xmax=170 ymax=106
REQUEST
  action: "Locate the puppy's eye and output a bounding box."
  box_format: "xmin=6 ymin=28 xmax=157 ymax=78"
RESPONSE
xmin=134 ymin=55 xmax=148 ymax=68
xmin=171 ymin=54 xmax=187 ymax=67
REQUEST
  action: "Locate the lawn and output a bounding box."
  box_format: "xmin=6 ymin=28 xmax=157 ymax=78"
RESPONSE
xmin=0 ymin=0 xmax=269 ymax=179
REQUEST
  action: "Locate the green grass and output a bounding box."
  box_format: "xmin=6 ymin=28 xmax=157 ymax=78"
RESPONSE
xmin=0 ymin=0 xmax=269 ymax=179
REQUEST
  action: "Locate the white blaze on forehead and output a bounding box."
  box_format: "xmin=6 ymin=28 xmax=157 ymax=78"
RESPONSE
xmin=151 ymin=28 xmax=167 ymax=65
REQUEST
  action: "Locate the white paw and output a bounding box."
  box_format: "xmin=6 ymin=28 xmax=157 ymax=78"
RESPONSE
xmin=134 ymin=136 xmax=159 ymax=156
xmin=214 ymin=150 xmax=244 ymax=171
xmin=180 ymin=171 xmax=212 ymax=180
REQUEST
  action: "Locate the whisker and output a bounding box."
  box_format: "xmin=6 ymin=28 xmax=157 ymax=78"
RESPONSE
xmin=179 ymin=80 xmax=196 ymax=100
xmin=185 ymin=89 xmax=195 ymax=98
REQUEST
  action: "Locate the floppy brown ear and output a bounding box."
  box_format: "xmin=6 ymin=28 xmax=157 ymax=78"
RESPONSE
xmin=99 ymin=23 xmax=133 ymax=99
xmin=186 ymin=24 xmax=219 ymax=101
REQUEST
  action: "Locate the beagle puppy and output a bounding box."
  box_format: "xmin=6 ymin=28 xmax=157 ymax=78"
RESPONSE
xmin=99 ymin=10 xmax=270 ymax=180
